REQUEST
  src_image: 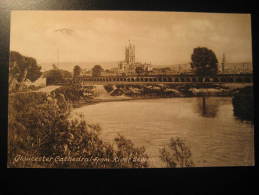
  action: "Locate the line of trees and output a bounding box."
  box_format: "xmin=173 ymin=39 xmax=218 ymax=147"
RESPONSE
xmin=70 ymin=46 xmax=219 ymax=79
xmin=72 ymin=64 xmax=104 ymax=78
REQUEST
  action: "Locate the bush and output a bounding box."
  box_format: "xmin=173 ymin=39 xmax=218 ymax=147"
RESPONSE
xmin=159 ymin=137 xmax=194 ymax=168
xmin=44 ymin=69 xmax=72 ymax=85
xmin=114 ymin=134 xmax=149 ymax=168
xmin=104 ymin=85 xmax=114 ymax=93
xmin=51 ymin=85 xmax=94 ymax=103
xmin=232 ymin=86 xmax=254 ymax=121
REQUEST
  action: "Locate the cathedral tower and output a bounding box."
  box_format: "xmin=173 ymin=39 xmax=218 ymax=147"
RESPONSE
xmin=125 ymin=40 xmax=135 ymax=64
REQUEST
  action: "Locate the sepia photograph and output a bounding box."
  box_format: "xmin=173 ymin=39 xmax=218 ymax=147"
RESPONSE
xmin=8 ymin=11 xmax=254 ymax=168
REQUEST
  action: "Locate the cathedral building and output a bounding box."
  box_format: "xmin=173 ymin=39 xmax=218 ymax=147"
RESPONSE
xmin=118 ymin=41 xmax=152 ymax=75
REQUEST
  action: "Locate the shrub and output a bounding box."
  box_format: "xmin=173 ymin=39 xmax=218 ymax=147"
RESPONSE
xmin=104 ymin=85 xmax=114 ymax=93
xmin=114 ymin=134 xmax=149 ymax=168
xmin=159 ymin=137 xmax=194 ymax=168
xmin=51 ymin=85 xmax=94 ymax=103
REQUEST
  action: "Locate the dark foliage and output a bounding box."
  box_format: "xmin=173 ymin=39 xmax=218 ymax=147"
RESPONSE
xmin=51 ymin=85 xmax=94 ymax=103
xmin=73 ymin=65 xmax=81 ymax=77
xmin=160 ymin=137 xmax=194 ymax=168
xmin=104 ymin=84 xmax=114 ymax=93
xmin=9 ymin=51 xmax=42 ymax=82
xmin=44 ymin=69 xmax=72 ymax=85
xmin=92 ymin=65 xmax=104 ymax=77
xmin=191 ymin=47 xmax=218 ymax=76
xmin=8 ymin=92 xmax=149 ymax=168
xmin=232 ymin=86 xmax=254 ymax=121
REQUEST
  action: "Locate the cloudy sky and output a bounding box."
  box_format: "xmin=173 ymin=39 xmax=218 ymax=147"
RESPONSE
xmin=10 ymin=11 xmax=252 ymax=71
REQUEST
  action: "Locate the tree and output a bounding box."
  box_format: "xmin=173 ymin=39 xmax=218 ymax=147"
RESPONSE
xmin=135 ymin=66 xmax=144 ymax=75
xmin=44 ymin=69 xmax=72 ymax=85
xmin=191 ymin=47 xmax=218 ymax=76
xmin=159 ymin=137 xmax=194 ymax=168
xmin=9 ymin=51 xmax=42 ymax=82
xmin=73 ymin=65 xmax=81 ymax=77
xmin=92 ymin=65 xmax=103 ymax=77
xmin=25 ymin=57 xmax=42 ymax=82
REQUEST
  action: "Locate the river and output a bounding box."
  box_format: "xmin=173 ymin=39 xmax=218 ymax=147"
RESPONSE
xmin=72 ymin=97 xmax=254 ymax=168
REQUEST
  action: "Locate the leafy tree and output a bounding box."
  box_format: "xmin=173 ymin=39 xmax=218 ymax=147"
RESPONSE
xmin=9 ymin=51 xmax=42 ymax=82
xmin=44 ymin=69 xmax=72 ymax=85
xmin=159 ymin=137 xmax=194 ymax=168
xmin=92 ymin=65 xmax=103 ymax=77
xmin=191 ymin=47 xmax=218 ymax=76
xmin=25 ymin=57 xmax=42 ymax=82
xmin=135 ymin=66 xmax=144 ymax=75
xmin=73 ymin=65 xmax=81 ymax=77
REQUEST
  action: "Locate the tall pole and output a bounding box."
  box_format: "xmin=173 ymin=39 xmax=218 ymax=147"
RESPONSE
xmin=57 ymin=48 xmax=59 ymax=66
xmin=221 ymin=53 xmax=225 ymax=73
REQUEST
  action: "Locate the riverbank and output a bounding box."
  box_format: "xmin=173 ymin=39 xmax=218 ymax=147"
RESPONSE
xmin=71 ymin=94 xmax=230 ymax=108
xmin=51 ymin=83 xmax=253 ymax=109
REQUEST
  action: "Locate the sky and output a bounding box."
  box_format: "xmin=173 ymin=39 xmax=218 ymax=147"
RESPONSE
xmin=10 ymin=11 xmax=253 ymax=71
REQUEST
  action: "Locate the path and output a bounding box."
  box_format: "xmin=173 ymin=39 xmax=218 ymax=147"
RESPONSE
xmin=36 ymin=85 xmax=61 ymax=93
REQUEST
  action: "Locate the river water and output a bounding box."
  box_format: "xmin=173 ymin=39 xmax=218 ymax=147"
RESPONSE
xmin=72 ymin=97 xmax=254 ymax=167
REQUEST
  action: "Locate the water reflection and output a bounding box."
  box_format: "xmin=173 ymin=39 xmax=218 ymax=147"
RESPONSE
xmin=73 ymin=97 xmax=254 ymax=167
xmin=194 ymin=97 xmax=220 ymax=118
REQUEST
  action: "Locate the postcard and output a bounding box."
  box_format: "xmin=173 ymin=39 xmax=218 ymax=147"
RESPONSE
xmin=8 ymin=11 xmax=254 ymax=168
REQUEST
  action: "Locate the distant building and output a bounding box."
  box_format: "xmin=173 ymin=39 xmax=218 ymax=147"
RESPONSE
xmin=118 ymin=41 xmax=152 ymax=75
xmin=222 ymin=62 xmax=253 ymax=74
xmin=218 ymin=53 xmax=253 ymax=74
